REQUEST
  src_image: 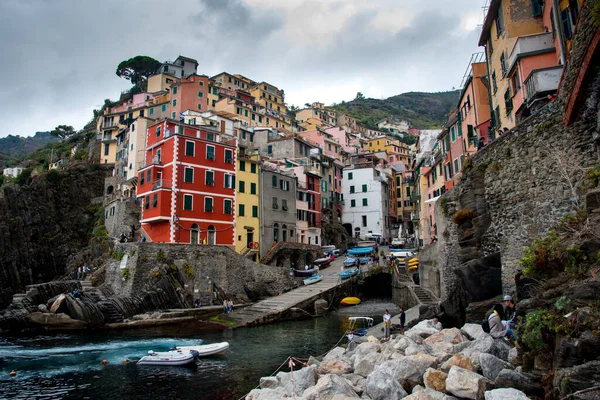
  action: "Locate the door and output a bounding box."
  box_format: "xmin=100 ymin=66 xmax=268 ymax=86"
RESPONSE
xmin=207 ymin=225 xmax=216 ymax=245
xmin=190 ymin=224 xmax=199 ymax=244
xmin=246 ymin=230 xmax=254 ymax=248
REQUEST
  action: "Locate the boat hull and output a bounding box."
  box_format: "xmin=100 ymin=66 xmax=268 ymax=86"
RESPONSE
xmin=292 ymin=268 xmax=317 ymax=277
xmin=177 ymin=342 xmax=229 ymax=357
xmin=304 ymin=275 xmax=323 ymax=285
xmin=137 ymin=351 xmax=196 ymax=366
xmin=340 ymin=297 xmax=361 ymax=306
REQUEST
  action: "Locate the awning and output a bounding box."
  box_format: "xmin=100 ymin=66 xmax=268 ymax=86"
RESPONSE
xmin=425 ymin=196 xmax=441 ymax=204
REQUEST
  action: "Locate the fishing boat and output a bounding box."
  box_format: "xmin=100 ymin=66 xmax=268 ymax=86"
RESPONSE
xmin=347 ymin=247 xmax=374 ymax=256
xmin=304 ymin=274 xmax=323 ymax=285
xmin=347 ymin=316 xmax=374 ymax=337
xmin=137 ymin=350 xmax=197 ymax=366
xmin=291 ymin=267 xmax=318 ymax=277
xmin=343 ymin=257 xmax=359 ymax=267
xmin=176 ymin=342 xmax=229 ymax=357
xmin=340 ymin=297 xmax=361 ymax=306
xmin=339 ymin=269 xmax=359 ymax=280
xmin=314 ymin=255 xmax=333 ymax=267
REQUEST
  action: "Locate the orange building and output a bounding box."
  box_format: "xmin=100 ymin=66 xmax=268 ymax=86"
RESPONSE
xmin=137 ymin=119 xmax=237 ymax=244
xmin=170 ymin=74 xmax=211 ymax=118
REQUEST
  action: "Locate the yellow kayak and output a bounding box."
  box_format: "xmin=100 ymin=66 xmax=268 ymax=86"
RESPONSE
xmin=340 ymin=297 xmax=361 ymax=306
xmin=407 ymin=265 xmax=418 ymax=272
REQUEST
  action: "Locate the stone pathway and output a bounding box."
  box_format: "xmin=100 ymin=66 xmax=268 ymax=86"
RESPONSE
xmin=365 ymin=305 xmax=420 ymax=339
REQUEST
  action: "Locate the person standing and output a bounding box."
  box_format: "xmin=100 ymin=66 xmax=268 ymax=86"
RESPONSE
xmin=503 ymin=295 xmax=516 ymax=329
xmin=82 ymin=264 xmax=89 ymax=279
xmin=399 ymin=308 xmax=406 ymax=334
xmin=223 ymin=299 xmax=228 ymax=313
xmin=383 ymin=310 xmax=391 ymax=341
xmin=76 ymin=266 xmax=82 ymax=280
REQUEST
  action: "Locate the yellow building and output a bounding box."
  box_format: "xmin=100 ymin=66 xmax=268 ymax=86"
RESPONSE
xmin=479 ymin=0 xmax=546 ymax=131
xmin=368 ymin=136 xmax=411 ymax=165
xmin=235 ymin=153 xmax=261 ymax=260
xmin=248 ymin=81 xmax=287 ymax=115
xmin=147 ymin=73 xmax=180 ymax=93
xmin=296 ymin=102 xmax=337 ymax=130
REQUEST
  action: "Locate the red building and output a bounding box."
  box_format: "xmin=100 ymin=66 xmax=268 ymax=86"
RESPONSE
xmin=137 ymin=119 xmax=237 ymax=244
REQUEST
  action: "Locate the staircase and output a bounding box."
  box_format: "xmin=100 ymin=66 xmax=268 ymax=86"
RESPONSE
xmin=413 ymin=286 xmax=434 ymax=303
xmin=393 ymin=265 xmax=435 ymax=305
xmin=99 ymin=301 xmax=125 ymax=323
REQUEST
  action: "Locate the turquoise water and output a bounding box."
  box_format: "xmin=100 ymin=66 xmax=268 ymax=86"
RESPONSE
xmin=0 ymin=316 xmax=348 ymax=399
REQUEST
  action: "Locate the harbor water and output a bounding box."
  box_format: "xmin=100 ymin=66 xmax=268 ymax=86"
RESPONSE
xmin=0 ymin=300 xmax=397 ymax=399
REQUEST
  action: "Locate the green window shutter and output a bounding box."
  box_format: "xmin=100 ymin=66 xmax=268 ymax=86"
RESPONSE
xmin=451 ymin=127 xmax=456 ymax=142
xmin=183 ymin=195 xmax=193 ymax=210
xmin=532 ymin=0 xmax=542 ymax=17
xmin=153 ymin=193 xmax=158 ymax=208
xmin=224 ymin=200 xmax=232 ymax=214
xmin=162 ymin=104 xmax=166 ymax=112
xmin=267 ymin=145 xmax=272 ymax=154
xmin=149 ymin=108 xmax=154 ymax=115
xmin=350 ymin=186 xmax=355 ymax=193
xmin=205 ymin=197 xmax=213 ymax=212
xmin=173 ymin=87 xmax=177 ymax=94
xmin=239 ymin=204 xmax=245 ymax=216
xmin=454 ymin=159 xmax=459 ymax=174
xmin=351 ymin=199 xmax=356 ymax=207
xmin=198 ymin=91 xmax=203 ymax=98
xmin=363 ymin=198 xmax=368 ymax=206
xmin=362 ymin=184 xmax=367 ymax=192
xmin=251 ymin=163 xmax=257 ymax=173
xmin=272 ymin=175 xmax=277 ymax=187
xmin=207 ymin=145 xmax=215 ymax=160
xmin=184 ymin=167 xmax=193 ymax=183
xmin=206 ymin=171 xmax=214 ymax=186
xmin=240 ymin=161 xmax=246 ymax=171
xmin=239 ymin=180 xmax=245 ymax=193
xmin=172 ymin=99 xmax=176 ymax=107
xmin=250 ymin=182 xmax=256 ymax=194
xmin=272 ymin=197 xmax=278 ymax=209
xmin=252 ymin=205 xmax=258 ymax=218
xmin=185 ymin=141 xmax=194 ymax=156
xmin=348 ymin=172 xmax=353 ymax=180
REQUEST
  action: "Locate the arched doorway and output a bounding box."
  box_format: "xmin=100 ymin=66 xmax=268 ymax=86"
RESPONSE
xmin=207 ymin=225 xmax=216 ymax=245
xmin=273 ymin=223 xmax=279 ymax=243
xmin=190 ymin=224 xmax=199 ymax=244
xmin=106 ymin=185 xmax=114 ymax=196
xmin=276 ymin=255 xmax=286 ymax=268
xmin=342 ymin=223 xmax=352 ymax=237
xmin=282 ymin=224 xmax=287 ymax=242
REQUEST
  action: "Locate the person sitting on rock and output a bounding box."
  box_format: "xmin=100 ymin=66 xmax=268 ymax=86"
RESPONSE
xmin=502 ymin=295 xmax=516 ymax=329
xmin=432 ymin=316 xmax=442 ymax=331
xmin=489 ymin=303 xmax=512 ymax=339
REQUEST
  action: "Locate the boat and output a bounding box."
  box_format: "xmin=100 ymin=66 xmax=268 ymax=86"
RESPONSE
xmin=291 ymin=267 xmax=318 ymax=277
xmin=347 ymin=247 xmax=374 ymax=256
xmin=357 ymin=241 xmax=378 ymax=248
xmin=314 ymin=255 xmax=333 ymax=267
xmin=343 ymin=257 xmax=359 ymax=267
xmin=304 ymin=274 xmax=323 ymax=285
xmin=340 ymin=297 xmax=361 ymax=306
xmin=176 ymin=342 xmax=229 ymax=357
xmin=347 ymin=316 xmax=374 ymax=342
xmin=137 ymin=350 xmax=197 ymax=366
xmin=339 ymin=269 xmax=359 ymax=280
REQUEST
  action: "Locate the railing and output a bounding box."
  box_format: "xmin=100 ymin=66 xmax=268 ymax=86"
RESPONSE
xmin=152 ymin=179 xmax=172 ymax=190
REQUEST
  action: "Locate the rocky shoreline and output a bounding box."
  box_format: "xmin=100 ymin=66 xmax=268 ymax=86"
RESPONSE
xmin=246 ymin=319 xmax=537 ymax=400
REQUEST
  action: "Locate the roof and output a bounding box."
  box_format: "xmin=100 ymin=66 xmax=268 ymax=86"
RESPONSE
xmin=479 ymin=0 xmax=501 ymax=46
xmin=175 ymin=55 xmax=199 ymax=65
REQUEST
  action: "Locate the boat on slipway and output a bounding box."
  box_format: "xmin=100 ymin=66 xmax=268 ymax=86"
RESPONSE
xmin=304 ymin=274 xmax=323 ymax=285
xmin=176 ymin=342 xmax=229 ymax=357
xmin=291 ymin=267 xmax=318 ymax=277
xmin=339 ymin=269 xmax=359 ymax=280
xmin=137 ymin=350 xmax=197 ymax=366
xmin=314 ymin=255 xmax=334 ymax=268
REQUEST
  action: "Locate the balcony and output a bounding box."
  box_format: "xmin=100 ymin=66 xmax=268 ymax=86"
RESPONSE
xmin=508 ymin=32 xmax=555 ymax=73
xmin=524 ymin=66 xmax=563 ymax=106
xmin=151 ymin=179 xmax=172 ymax=190
xmin=102 ymin=122 xmax=119 ymax=130
xmin=410 ymin=194 xmax=421 ymax=201
xmin=304 ymin=165 xmax=321 ymax=177
xmin=101 ymin=133 xmax=116 ymax=143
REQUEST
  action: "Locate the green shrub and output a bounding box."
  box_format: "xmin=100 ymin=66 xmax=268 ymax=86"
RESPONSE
xmin=121 ymin=268 xmax=130 ymax=280
xmin=150 ymin=268 xmax=161 ymax=278
xmin=520 ymin=230 xmax=562 ymax=277
xmin=14 ymin=168 xmax=32 ymax=186
xmin=156 ymin=250 xmax=166 ymax=263
xmin=503 ymin=147 xmax=512 ymax=158
xmin=182 ymin=263 xmax=195 ymax=279
xmin=488 ymin=161 xmax=502 ymax=173
xmin=92 ymin=225 xmax=108 ymax=238
xmin=170 ymin=264 xmax=178 ymax=272
xmin=518 ymin=308 xmax=553 ymax=352
xmin=583 ymin=165 xmax=600 ymax=191
xmin=452 ymin=208 xmax=477 ymax=225
xmin=554 ymin=296 xmax=572 ymax=312
xmin=109 ymin=250 xmax=124 ymax=260
xmin=46 ymin=169 xmax=62 ymax=184
xmin=565 ymin=246 xmax=587 ymax=275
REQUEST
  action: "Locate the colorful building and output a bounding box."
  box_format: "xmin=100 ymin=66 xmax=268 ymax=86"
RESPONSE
xmin=136 ymin=119 xmax=237 ymax=244
xmin=260 ymin=168 xmax=297 ymax=256
xmin=235 ymin=153 xmax=261 ymax=258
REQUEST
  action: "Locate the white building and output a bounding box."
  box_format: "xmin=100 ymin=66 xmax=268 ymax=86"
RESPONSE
xmin=3 ymin=167 xmax=24 ymax=177
xmin=159 ymin=55 xmax=198 ymax=79
xmin=341 ymin=166 xmax=391 ymax=241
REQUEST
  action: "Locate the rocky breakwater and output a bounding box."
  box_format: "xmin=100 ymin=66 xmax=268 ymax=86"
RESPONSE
xmin=246 ymin=320 xmax=541 ymax=400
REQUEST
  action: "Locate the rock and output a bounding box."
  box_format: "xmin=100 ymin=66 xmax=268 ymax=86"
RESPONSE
xmin=302 ymin=374 xmax=360 ymax=400
xmin=26 ymin=312 xmax=87 ymax=330
xmin=483 ymin=388 xmax=529 ymax=400
xmin=452 ymin=341 xmax=472 ymax=354
xmin=259 ymin=376 xmax=279 ymax=389
xmin=534 ymin=352 xmax=553 ymax=371
xmin=375 ymin=353 xmax=437 ymax=392
xmin=324 ymin=347 xmax=347 ymax=362
xmin=319 ymin=359 xmax=353 ymax=375
xmin=466 ymin=336 xmax=494 ymax=354
xmin=246 ymin=387 xmax=290 ymax=400
xmin=314 ymin=299 xmax=328 ymax=316
xmin=554 ymin=331 xmax=600 ymax=368
xmin=553 ymin=360 xmax=600 ymax=399
xmin=488 ymin=339 xmax=511 ymax=361
xmin=424 ymin=328 xmax=468 ymax=348
xmin=392 ymin=335 xmax=417 ymax=352
xmin=441 ymin=354 xmax=473 ymax=373
xmin=406 ymin=320 xmax=439 ymax=340
xmin=343 ymin=373 xmax=366 ymax=395
xmin=276 ymin=366 xmax=316 ymax=396
xmin=49 ymin=294 xmax=66 ymax=313
xmin=406 ymin=332 xmax=426 ymax=344
xmin=307 ymin=356 xmax=320 ymax=367
xmin=354 ymin=352 xmax=382 ymax=378
xmin=494 ymin=369 xmax=543 ymax=398
xmin=479 ymin=353 xmax=511 ymax=381
xmin=424 ymin=368 xmax=447 ymax=392
xmin=461 ymin=323 xmax=487 ymax=341
xmin=459 ymin=349 xmax=483 ymax=372
xmin=403 ymin=389 xmax=458 ymax=399
xmin=413 ymin=385 xmax=425 ymax=393
xmin=445 ymin=366 xmax=493 ymax=400
xmin=353 ymin=342 xmax=381 ymax=359
xmin=507 ymin=348 xmax=519 ymax=366
xmin=365 ymin=369 xmax=408 ymax=400
xmin=406 ymin=344 xmax=431 ymax=356
xmin=366 ymin=335 xmax=380 ymax=343
xmin=37 ymin=304 xmax=48 ymax=312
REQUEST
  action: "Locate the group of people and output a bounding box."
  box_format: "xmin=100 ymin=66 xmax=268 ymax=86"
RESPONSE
xmin=382 ymin=307 xmax=409 ymax=341
xmin=223 ymin=299 xmax=234 ymax=313
xmin=76 ymin=264 xmax=90 ymax=280
xmin=488 ymin=295 xmax=516 ymax=339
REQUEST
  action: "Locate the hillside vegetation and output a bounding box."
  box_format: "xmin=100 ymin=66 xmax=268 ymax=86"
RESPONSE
xmin=0 ymin=132 xmax=57 ymax=169
xmin=332 ymin=90 xmax=460 ymax=130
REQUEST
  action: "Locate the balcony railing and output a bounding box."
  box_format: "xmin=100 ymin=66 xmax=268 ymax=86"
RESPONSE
xmin=524 ymin=66 xmax=563 ymax=105
xmin=152 ymin=179 xmax=172 ymax=190
xmin=101 ymin=133 xmax=115 ymax=142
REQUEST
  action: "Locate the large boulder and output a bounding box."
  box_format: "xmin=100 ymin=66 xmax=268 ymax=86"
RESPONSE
xmin=404 ymin=389 xmax=458 ymax=399
xmin=259 ymin=376 xmax=279 ymax=389
xmin=353 ymin=342 xmax=381 ymax=358
xmin=342 ymin=373 xmax=366 ymax=396
xmin=392 ymin=335 xmax=417 ymax=352
xmin=507 ymin=347 xmax=519 ymax=366
xmin=365 ymin=369 xmax=408 ymax=400
xmin=445 ymin=366 xmax=493 ymax=400
xmin=324 ymin=347 xmax=348 ymax=362
xmin=49 ymin=294 xmax=66 ymax=313
xmin=424 ymin=368 xmax=447 ymax=392
xmin=488 ymin=339 xmax=511 ymax=361
xmin=319 ymin=359 xmax=353 ymax=375
xmin=375 ymin=353 xmax=437 ymax=392
xmin=553 ymin=361 xmax=600 ymax=399
xmin=461 ymin=323 xmax=487 ymax=341
xmin=354 ymin=352 xmax=383 ymax=378
xmin=26 ymin=312 xmax=87 ymax=330
xmin=479 ymin=353 xmax=511 ymax=381
xmin=406 ymin=320 xmax=440 ymax=340
xmin=424 ymin=328 xmax=469 ymax=353
xmin=302 ymin=374 xmax=360 ymax=400
xmin=276 ymin=366 xmax=316 ymax=396
xmin=441 ymin=354 xmax=473 ymax=373
xmin=484 ymin=388 xmax=529 ymax=400
xmin=246 ymin=387 xmax=290 ymax=400
xmin=494 ymin=369 xmax=543 ymax=398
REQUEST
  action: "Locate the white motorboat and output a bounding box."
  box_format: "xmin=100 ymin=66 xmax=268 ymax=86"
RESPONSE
xmin=176 ymin=342 xmax=229 ymax=357
xmin=137 ymin=350 xmax=197 ymax=366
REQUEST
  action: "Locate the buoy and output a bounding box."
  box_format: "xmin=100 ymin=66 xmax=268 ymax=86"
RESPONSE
xmin=9 ymin=371 xmax=16 ymax=376
xmin=123 ymin=359 xmax=128 ymax=363
xmin=102 ymin=360 xmax=108 ymax=365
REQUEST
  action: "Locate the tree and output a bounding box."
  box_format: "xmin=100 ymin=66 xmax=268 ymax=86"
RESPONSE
xmin=355 ymin=92 xmax=365 ymax=100
xmin=50 ymin=125 xmax=76 ymax=140
xmin=115 ymin=55 xmax=162 ymax=88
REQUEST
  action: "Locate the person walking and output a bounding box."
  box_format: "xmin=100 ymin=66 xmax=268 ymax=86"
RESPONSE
xmin=399 ymin=308 xmax=406 ymax=334
xmin=383 ymin=310 xmax=391 ymax=341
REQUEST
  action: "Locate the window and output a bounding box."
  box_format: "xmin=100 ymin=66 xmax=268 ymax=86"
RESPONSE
xmin=206 ymin=145 xmax=215 ymax=160
xmin=451 ymin=126 xmax=456 ymax=142
xmin=351 ymin=199 xmax=356 ymax=207
xmin=504 ymin=88 xmax=513 ymax=115
xmin=149 ymin=107 xmax=154 ymax=115
xmin=362 ymin=184 xmax=367 ymax=192
xmin=224 ymin=174 xmax=234 ymax=189
xmin=172 ymin=99 xmax=177 ymax=107
xmin=532 ymin=0 xmax=542 ymax=17
xmin=161 ymin=104 xmax=166 ymax=112
xmin=225 ymin=149 xmax=233 ymax=163
xmin=561 ymin=8 xmax=573 ymax=40
xmin=197 ymin=104 xmax=202 ymax=110
xmin=460 ymin=155 xmax=465 ymax=170
xmin=156 ymin=126 xmax=162 ymax=137
xmin=104 ymin=144 xmax=109 ymax=156
xmin=152 ymin=193 xmax=158 ymax=208
xmin=184 ymin=167 xmax=194 ymax=183
xmin=239 ymin=161 xmax=246 ymax=171
xmin=239 ymin=180 xmax=245 ymax=193
xmin=500 ymin=52 xmax=507 ymax=76
xmin=362 ymin=215 xmax=367 ymax=227
xmin=224 ymin=199 xmax=232 ymax=214
xmin=362 ymin=198 xmax=368 ymax=206
xmin=238 ymin=204 xmax=245 ymax=216
xmin=183 ymin=194 xmax=193 ymax=210
xmin=206 ymin=170 xmax=214 ymax=186
xmin=205 ymin=197 xmax=213 ymax=212
xmin=454 ymin=159 xmax=459 ymax=174
xmin=252 ymin=205 xmax=258 ymax=218
xmin=272 ymin=197 xmax=278 ymax=209
xmin=250 ymin=182 xmax=257 ymax=194
xmin=199 ymin=81 xmax=204 ymax=86
xmin=198 ymin=91 xmax=203 ymax=98
xmin=272 ymin=175 xmax=278 ymax=187
xmin=350 ymin=185 xmax=355 ymax=193
xmin=145 ymin=195 xmax=150 ymax=209
xmin=267 ymin=145 xmax=273 ymax=154
xmin=244 ymin=109 xmax=248 ymax=117
xmin=251 ymin=163 xmax=257 ymax=173
xmin=495 ymin=5 xmax=504 ymax=36
xmin=492 ymin=71 xmax=497 ymax=94
xmin=185 ymin=141 xmax=194 ymax=156
xmin=172 ymin=112 xmax=176 ymax=119
xmin=348 ymin=172 xmax=353 ymax=180
xmin=173 ymin=86 xmax=178 ymax=95
xmin=147 ymin=170 xmax=151 ymax=183
xmin=494 ymin=106 xmax=501 ymax=129
xmin=282 ymin=199 xmax=288 ymax=211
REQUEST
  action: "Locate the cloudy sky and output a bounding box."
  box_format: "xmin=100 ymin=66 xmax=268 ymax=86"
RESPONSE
xmin=0 ymin=0 xmax=484 ymax=138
